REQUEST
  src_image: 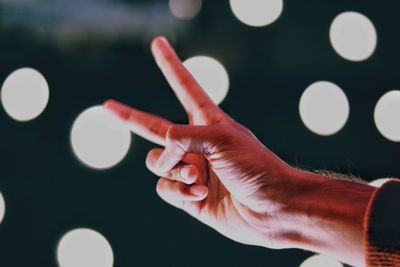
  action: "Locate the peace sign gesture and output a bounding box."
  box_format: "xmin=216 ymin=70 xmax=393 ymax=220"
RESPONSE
xmin=104 ymin=36 xmax=293 ymax=247
xmin=103 ymin=37 xmax=375 ymax=267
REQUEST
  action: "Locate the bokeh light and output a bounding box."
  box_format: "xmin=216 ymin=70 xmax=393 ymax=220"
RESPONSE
xmin=300 ymin=255 xmax=343 ymax=267
xmin=369 ymin=178 xmax=391 ymax=187
xmin=169 ymin=0 xmax=202 ymax=20
xmin=374 ymin=90 xmax=400 ymax=142
xmin=299 ymin=81 xmax=349 ymax=136
xmin=329 ymin=12 xmax=377 ymax=62
xmin=183 ymin=56 xmax=229 ymax=105
xmin=70 ymin=105 xmax=131 ymax=169
xmin=229 ymin=0 xmax=283 ymax=27
xmin=56 ymin=228 xmax=113 ymax=267
xmin=1 ymin=68 xmax=49 ymax=121
xmin=0 ymin=192 xmax=5 ymax=224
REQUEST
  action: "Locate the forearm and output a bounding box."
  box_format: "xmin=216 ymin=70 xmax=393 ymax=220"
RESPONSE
xmin=275 ymin=168 xmax=375 ymax=267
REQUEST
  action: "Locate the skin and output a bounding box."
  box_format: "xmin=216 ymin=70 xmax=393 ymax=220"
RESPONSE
xmin=103 ymin=36 xmax=375 ymax=267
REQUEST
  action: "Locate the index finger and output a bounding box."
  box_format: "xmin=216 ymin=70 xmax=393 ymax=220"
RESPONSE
xmin=104 ymin=99 xmax=171 ymax=146
xmin=151 ymin=36 xmax=221 ymax=118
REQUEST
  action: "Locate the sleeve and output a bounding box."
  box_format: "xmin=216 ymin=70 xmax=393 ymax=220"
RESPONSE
xmin=364 ymin=179 xmax=400 ymax=267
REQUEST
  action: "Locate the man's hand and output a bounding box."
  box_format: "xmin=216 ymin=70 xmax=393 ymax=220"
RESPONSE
xmin=104 ymin=36 xmax=374 ymax=267
xmin=104 ymin=36 xmax=292 ymax=248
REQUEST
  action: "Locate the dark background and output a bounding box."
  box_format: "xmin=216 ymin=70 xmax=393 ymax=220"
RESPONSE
xmin=0 ymin=0 xmax=399 ymax=266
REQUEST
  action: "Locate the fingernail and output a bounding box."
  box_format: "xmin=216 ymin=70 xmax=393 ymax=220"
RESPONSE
xmin=159 ymin=36 xmax=168 ymax=43
xmin=103 ymin=99 xmax=119 ymax=112
xmin=180 ymin=166 xmax=191 ymax=178
xmin=102 ymin=99 xmax=111 ymax=107
xmin=189 ymin=185 xmax=207 ymax=197
xmin=151 ymin=36 xmax=168 ymax=50
xmin=157 ymin=36 xmax=168 ymax=44
xmin=181 ymin=166 xmax=197 ymax=183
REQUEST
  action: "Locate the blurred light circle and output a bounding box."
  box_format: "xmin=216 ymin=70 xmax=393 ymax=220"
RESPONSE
xmin=71 ymin=105 xmax=131 ymax=169
xmin=300 ymin=255 xmax=343 ymax=267
xmin=330 ymin=12 xmax=377 ymax=61
xmin=229 ymin=0 xmax=283 ymax=27
xmin=0 ymin=192 xmax=5 ymax=223
xmin=370 ymin=178 xmax=391 ymax=187
xmin=374 ymin=90 xmax=400 ymax=142
xmin=169 ymin=0 xmax=202 ymax=20
xmin=57 ymin=228 xmax=113 ymax=267
xmin=183 ymin=56 xmax=229 ymax=105
xmin=1 ymin=68 xmax=49 ymax=121
xmin=299 ymin=81 xmax=349 ymax=136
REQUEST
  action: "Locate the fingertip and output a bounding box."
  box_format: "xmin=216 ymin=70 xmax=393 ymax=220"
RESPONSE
xmin=187 ymin=166 xmax=198 ymax=179
xmin=103 ymin=99 xmax=122 ymax=111
xmin=151 ymin=36 xmax=168 ymax=53
xmin=103 ymin=99 xmax=115 ymax=109
xmin=180 ymin=165 xmax=198 ymax=181
xmin=152 ymin=35 xmax=168 ymax=44
xmin=189 ymin=185 xmax=208 ymax=199
xmin=103 ymin=99 xmax=130 ymax=120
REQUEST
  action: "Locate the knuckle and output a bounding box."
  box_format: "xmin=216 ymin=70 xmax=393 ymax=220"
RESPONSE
xmin=179 ymin=74 xmax=196 ymax=89
xmin=208 ymin=112 xmax=228 ymax=124
xmin=120 ymin=109 xmax=132 ymax=121
xmin=233 ymin=122 xmax=253 ymax=135
xmin=161 ymin=53 xmax=175 ymax=67
xmin=214 ymin=124 xmax=233 ymax=137
xmin=148 ymin=121 xmax=163 ymax=136
xmin=165 ymin=124 xmax=180 ymax=140
xmin=197 ymin=99 xmax=209 ymax=110
xmin=208 ymin=124 xmax=237 ymax=147
xmin=165 ymin=125 xmax=174 ymax=139
xmin=215 ymin=122 xmax=252 ymax=139
xmin=168 ymin=167 xmax=180 ymax=180
xmin=146 ymin=148 xmax=163 ymax=173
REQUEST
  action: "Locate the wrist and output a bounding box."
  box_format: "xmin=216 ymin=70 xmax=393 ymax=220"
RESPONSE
xmin=271 ymin=168 xmax=374 ymax=266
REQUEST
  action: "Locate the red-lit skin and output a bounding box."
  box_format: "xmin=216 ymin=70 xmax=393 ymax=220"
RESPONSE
xmin=104 ymin=37 xmax=375 ymax=267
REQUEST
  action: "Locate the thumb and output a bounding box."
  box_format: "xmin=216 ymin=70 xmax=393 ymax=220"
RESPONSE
xmin=155 ymin=124 xmax=223 ymax=173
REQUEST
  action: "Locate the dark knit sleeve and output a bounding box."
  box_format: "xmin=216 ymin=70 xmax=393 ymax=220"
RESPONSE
xmin=364 ymin=180 xmax=400 ymax=267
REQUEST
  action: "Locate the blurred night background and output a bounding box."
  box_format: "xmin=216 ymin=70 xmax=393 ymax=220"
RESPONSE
xmin=0 ymin=0 xmax=399 ymax=266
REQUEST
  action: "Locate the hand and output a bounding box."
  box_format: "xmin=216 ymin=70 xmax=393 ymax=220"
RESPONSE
xmin=104 ymin=36 xmax=374 ymax=267
xmin=103 ymin=36 xmax=294 ymax=248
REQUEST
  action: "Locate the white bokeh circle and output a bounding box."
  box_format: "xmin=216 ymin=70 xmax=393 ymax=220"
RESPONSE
xmin=169 ymin=0 xmax=202 ymax=20
xmin=374 ymin=90 xmax=400 ymax=142
xmin=1 ymin=68 xmax=49 ymax=121
xmin=330 ymin=12 xmax=377 ymax=62
xmin=300 ymin=255 xmax=343 ymax=267
xmin=0 ymin=192 xmax=5 ymax=224
xmin=183 ymin=56 xmax=229 ymax=105
xmin=70 ymin=105 xmax=131 ymax=169
xmin=229 ymin=0 xmax=283 ymax=27
xmin=56 ymin=228 xmax=113 ymax=267
xmin=299 ymin=81 xmax=349 ymax=136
